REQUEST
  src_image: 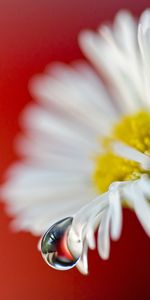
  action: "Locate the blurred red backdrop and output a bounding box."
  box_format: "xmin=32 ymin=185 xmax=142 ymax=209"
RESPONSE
xmin=0 ymin=0 xmax=150 ymax=299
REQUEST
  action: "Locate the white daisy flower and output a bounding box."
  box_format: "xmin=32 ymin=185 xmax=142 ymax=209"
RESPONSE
xmin=2 ymin=9 xmax=150 ymax=275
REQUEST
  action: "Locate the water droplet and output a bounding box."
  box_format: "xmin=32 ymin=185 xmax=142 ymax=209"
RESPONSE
xmin=41 ymin=217 xmax=82 ymax=270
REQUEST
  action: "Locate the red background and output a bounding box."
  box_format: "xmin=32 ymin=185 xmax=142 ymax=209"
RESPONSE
xmin=0 ymin=0 xmax=150 ymax=299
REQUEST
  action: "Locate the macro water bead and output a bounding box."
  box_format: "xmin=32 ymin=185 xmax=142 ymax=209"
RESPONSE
xmin=41 ymin=217 xmax=82 ymax=270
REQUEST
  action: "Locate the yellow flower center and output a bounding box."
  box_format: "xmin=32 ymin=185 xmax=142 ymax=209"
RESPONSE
xmin=93 ymin=111 xmax=150 ymax=193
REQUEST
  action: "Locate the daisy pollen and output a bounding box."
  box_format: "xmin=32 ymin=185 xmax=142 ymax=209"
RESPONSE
xmin=93 ymin=110 xmax=150 ymax=193
xmin=1 ymin=9 xmax=150 ymax=275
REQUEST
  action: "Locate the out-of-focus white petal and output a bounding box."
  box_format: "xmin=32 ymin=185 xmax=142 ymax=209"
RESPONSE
xmin=2 ymin=174 xmax=96 ymax=235
xmin=21 ymin=104 xmax=98 ymax=149
xmin=30 ymin=63 xmax=116 ymax=135
xmin=113 ymin=10 xmax=138 ymax=54
xmin=79 ymin=10 xmax=149 ymax=111
xmin=138 ymin=10 xmax=150 ymax=106
xmin=139 ymin=9 xmax=150 ymax=33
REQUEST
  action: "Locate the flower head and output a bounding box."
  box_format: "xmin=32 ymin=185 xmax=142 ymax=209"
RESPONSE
xmin=2 ymin=9 xmax=150 ymax=275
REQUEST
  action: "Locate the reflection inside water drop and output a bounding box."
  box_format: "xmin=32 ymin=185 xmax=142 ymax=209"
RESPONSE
xmin=41 ymin=217 xmax=82 ymax=270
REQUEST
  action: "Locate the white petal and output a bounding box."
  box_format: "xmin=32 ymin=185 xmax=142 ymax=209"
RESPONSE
xmin=97 ymin=209 xmax=111 ymax=260
xmin=112 ymin=141 xmax=150 ymax=170
xmin=72 ymin=193 xmax=109 ymax=236
xmin=138 ymin=175 xmax=150 ymax=198
xmin=123 ymin=181 xmax=150 ymax=236
xmin=76 ymin=241 xmax=88 ymax=275
xmin=109 ymin=188 xmax=122 ymax=241
xmin=85 ymin=213 xmax=102 ymax=250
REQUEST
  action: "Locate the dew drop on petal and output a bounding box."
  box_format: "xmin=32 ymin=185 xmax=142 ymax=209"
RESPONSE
xmin=41 ymin=217 xmax=82 ymax=270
